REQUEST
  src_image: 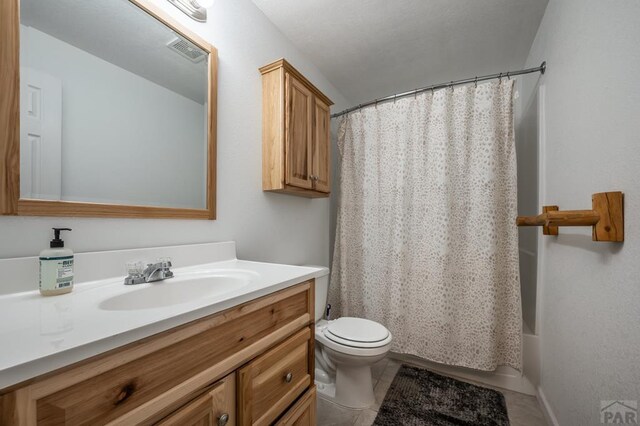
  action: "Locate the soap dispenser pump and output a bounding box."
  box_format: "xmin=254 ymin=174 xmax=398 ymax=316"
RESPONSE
xmin=39 ymin=228 xmax=74 ymax=296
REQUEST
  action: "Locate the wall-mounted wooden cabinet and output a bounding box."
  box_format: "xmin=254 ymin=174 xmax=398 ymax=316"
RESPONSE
xmin=260 ymin=59 xmax=333 ymax=198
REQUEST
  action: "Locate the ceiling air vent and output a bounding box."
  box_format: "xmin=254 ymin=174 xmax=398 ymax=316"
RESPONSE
xmin=166 ymin=37 xmax=206 ymax=63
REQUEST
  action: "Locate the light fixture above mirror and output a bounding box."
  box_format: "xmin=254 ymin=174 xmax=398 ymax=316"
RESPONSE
xmin=166 ymin=0 xmax=214 ymax=22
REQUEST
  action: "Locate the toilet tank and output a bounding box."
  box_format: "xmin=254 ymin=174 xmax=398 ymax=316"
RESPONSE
xmin=306 ymin=266 xmax=330 ymax=322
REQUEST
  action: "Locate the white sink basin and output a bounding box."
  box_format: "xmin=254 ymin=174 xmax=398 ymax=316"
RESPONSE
xmin=99 ymin=270 xmax=255 ymax=311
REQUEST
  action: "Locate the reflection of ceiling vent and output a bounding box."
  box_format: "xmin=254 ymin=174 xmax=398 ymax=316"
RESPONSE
xmin=167 ymin=37 xmax=206 ymax=63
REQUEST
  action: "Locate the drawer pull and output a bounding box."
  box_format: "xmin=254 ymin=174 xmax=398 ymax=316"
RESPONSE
xmin=218 ymin=413 xmax=229 ymax=426
xmin=284 ymin=372 xmax=293 ymax=383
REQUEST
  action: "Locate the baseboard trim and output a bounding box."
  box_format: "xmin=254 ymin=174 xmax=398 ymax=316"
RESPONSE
xmin=537 ymin=385 xmax=560 ymax=426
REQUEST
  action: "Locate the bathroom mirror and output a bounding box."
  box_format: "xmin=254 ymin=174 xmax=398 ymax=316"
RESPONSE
xmin=0 ymin=0 xmax=217 ymax=219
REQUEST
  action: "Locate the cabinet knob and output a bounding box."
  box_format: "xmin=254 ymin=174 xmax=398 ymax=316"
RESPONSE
xmin=218 ymin=413 xmax=229 ymax=426
xmin=284 ymin=372 xmax=293 ymax=383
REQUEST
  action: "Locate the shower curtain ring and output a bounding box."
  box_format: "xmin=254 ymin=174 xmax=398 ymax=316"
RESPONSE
xmin=507 ymin=72 xmax=511 ymax=80
xmin=499 ymin=72 xmax=503 ymax=82
xmin=474 ymin=76 xmax=478 ymax=88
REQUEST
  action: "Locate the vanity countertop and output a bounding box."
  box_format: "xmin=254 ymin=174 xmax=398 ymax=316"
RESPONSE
xmin=0 ymin=257 xmax=325 ymax=390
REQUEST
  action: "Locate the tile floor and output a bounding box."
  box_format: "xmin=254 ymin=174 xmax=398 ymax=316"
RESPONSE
xmin=316 ymin=357 xmax=548 ymax=426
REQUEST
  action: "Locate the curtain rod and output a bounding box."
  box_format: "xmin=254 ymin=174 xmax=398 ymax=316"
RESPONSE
xmin=330 ymin=61 xmax=546 ymax=119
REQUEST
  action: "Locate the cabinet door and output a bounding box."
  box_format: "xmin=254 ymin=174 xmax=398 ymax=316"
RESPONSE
xmin=238 ymin=327 xmax=312 ymax=426
xmin=275 ymin=387 xmax=316 ymax=426
xmin=157 ymin=373 xmax=236 ymax=426
xmin=312 ymin=98 xmax=330 ymax=193
xmin=285 ymin=73 xmax=313 ymax=189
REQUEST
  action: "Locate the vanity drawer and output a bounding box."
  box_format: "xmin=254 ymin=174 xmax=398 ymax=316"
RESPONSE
xmin=275 ymin=387 xmax=316 ymax=426
xmin=156 ymin=372 xmax=235 ymax=426
xmin=5 ymin=281 xmax=314 ymax=426
xmin=238 ymin=327 xmax=312 ymax=426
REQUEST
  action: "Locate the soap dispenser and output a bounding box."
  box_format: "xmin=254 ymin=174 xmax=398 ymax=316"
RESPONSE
xmin=39 ymin=228 xmax=74 ymax=296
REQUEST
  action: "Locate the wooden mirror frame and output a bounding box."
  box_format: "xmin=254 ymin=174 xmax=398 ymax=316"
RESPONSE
xmin=0 ymin=0 xmax=217 ymax=220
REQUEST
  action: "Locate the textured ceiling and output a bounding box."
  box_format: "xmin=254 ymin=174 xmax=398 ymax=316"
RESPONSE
xmin=21 ymin=0 xmax=208 ymax=104
xmin=252 ymin=0 xmax=548 ymax=105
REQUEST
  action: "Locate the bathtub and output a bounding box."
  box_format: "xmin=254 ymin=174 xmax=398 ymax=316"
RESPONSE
xmin=389 ymin=330 xmax=540 ymax=395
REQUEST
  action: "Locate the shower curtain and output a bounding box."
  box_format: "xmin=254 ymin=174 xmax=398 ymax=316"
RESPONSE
xmin=330 ymin=81 xmax=522 ymax=371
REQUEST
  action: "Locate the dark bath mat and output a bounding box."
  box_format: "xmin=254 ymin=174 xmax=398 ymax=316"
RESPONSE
xmin=373 ymin=365 xmax=510 ymax=426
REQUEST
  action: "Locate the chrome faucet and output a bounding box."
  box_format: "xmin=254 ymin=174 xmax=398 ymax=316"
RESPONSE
xmin=125 ymin=258 xmax=174 ymax=285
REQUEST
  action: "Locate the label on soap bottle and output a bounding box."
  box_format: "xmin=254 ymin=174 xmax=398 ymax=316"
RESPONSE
xmin=39 ymin=256 xmax=74 ymax=290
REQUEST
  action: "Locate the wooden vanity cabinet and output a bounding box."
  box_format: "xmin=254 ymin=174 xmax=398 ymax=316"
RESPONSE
xmin=0 ymin=280 xmax=317 ymax=426
xmin=260 ymin=59 xmax=333 ymax=198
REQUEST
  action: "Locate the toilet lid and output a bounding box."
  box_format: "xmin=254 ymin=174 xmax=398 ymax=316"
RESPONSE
xmin=325 ymin=317 xmax=390 ymax=347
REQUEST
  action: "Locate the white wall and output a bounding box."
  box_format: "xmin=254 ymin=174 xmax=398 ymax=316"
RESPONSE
xmin=21 ymin=25 xmax=207 ymax=209
xmin=521 ymin=0 xmax=640 ymax=423
xmin=0 ymin=0 xmax=349 ymax=269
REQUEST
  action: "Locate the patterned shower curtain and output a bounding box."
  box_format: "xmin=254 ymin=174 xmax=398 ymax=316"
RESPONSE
xmin=330 ymin=81 xmax=522 ymax=371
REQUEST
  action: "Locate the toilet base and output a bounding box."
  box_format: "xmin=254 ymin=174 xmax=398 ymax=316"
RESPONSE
xmin=315 ymin=365 xmax=376 ymax=409
xmin=335 ymin=364 xmax=376 ymax=408
xmin=315 ymin=348 xmax=382 ymax=409
xmin=316 ymin=380 xmax=336 ymax=400
xmin=314 ymin=319 xmax=392 ymax=409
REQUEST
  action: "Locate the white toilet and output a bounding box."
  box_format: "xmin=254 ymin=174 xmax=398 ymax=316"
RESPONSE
xmin=312 ymin=267 xmax=393 ymax=409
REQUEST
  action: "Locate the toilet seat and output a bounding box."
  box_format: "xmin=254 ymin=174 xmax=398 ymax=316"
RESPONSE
xmin=325 ymin=317 xmax=390 ymax=348
xmin=316 ymin=318 xmax=392 ymax=357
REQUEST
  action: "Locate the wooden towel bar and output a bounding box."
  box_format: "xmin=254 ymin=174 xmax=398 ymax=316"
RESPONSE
xmin=516 ymin=192 xmax=624 ymax=242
